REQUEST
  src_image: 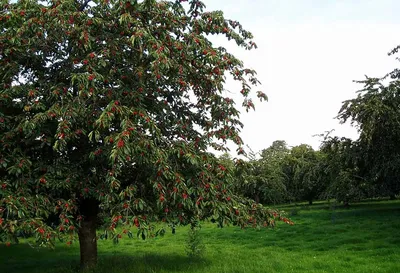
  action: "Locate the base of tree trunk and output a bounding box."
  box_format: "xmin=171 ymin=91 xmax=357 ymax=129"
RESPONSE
xmin=78 ymin=219 xmax=98 ymax=269
xmin=78 ymin=198 xmax=99 ymax=269
xmin=308 ymin=200 xmax=313 ymax=205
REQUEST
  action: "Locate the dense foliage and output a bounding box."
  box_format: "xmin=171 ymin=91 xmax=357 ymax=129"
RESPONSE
xmin=1 ymin=0 xmax=400 ymax=269
xmin=0 ymin=0 xmax=288 ymax=268
xmin=226 ymin=141 xmax=327 ymax=206
xmin=337 ymin=58 xmax=400 ymax=199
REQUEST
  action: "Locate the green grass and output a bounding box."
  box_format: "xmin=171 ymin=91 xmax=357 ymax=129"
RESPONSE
xmin=2 ymin=200 xmax=400 ymax=273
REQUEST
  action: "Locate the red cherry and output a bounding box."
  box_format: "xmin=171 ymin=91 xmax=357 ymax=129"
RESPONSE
xmin=117 ymin=139 xmax=124 ymax=148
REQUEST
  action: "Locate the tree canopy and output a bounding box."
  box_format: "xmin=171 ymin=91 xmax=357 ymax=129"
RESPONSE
xmin=337 ymin=46 xmax=400 ymax=200
xmin=0 ymin=0 xmax=287 ymax=268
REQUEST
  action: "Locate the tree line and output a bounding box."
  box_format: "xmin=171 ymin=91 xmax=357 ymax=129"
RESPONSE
xmin=220 ymin=47 xmax=400 ymax=206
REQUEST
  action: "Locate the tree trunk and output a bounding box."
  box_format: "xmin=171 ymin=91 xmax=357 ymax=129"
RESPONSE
xmin=78 ymin=198 xmax=99 ymax=269
xmin=254 ymin=193 xmax=260 ymax=204
xmin=390 ymin=194 xmax=396 ymax=200
xmin=308 ymin=199 xmax=313 ymax=205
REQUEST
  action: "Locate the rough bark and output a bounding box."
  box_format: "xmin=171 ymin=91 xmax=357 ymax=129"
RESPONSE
xmin=78 ymin=198 xmax=99 ymax=269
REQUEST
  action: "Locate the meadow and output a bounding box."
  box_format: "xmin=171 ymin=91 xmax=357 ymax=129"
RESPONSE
xmin=1 ymin=200 xmax=400 ymax=273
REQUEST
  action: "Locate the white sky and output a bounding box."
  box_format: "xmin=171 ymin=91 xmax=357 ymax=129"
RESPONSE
xmin=203 ymin=0 xmax=400 ymax=153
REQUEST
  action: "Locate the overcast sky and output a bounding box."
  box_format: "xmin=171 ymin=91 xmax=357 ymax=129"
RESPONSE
xmin=202 ymin=0 xmax=400 ymax=153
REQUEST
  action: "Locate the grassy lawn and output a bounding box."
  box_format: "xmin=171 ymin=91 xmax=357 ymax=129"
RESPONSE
xmin=2 ymin=200 xmax=400 ymax=273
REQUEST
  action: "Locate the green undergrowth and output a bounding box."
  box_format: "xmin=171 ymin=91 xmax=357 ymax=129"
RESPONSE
xmin=1 ymin=200 xmax=400 ymax=273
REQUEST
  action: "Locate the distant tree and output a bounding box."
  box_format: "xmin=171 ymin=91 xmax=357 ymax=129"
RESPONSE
xmin=257 ymin=141 xmax=289 ymax=204
xmin=282 ymin=144 xmax=325 ymax=205
xmin=218 ymin=153 xmax=236 ymax=171
xmin=319 ymin=136 xmax=368 ymax=206
xmin=232 ymin=141 xmax=288 ymax=205
xmin=260 ymin=140 xmax=289 ymax=161
xmin=0 ymin=0 xmax=288 ymax=268
xmin=338 ymin=45 xmax=400 ymax=200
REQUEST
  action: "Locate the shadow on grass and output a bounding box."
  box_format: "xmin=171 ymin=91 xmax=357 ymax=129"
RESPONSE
xmin=0 ymin=243 xmax=78 ymax=273
xmin=95 ymin=254 xmax=207 ymax=273
xmin=3 ymin=201 xmax=400 ymax=273
xmin=0 ymin=244 xmax=208 ymax=273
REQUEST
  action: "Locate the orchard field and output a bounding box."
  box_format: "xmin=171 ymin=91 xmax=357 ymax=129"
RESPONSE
xmin=2 ymin=0 xmax=400 ymax=272
xmin=2 ymin=200 xmax=400 ymax=273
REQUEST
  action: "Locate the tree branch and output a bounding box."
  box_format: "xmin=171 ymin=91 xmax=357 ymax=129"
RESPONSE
xmin=79 ymin=0 xmax=91 ymax=11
